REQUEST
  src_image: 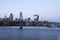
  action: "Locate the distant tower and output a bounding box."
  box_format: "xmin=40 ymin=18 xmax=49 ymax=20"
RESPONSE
xmin=9 ymin=13 xmax=13 ymax=21
xmin=4 ymin=15 xmax=7 ymax=19
xmin=19 ymin=12 xmax=23 ymax=21
xmin=34 ymin=14 xmax=39 ymax=26
xmin=34 ymin=14 xmax=39 ymax=22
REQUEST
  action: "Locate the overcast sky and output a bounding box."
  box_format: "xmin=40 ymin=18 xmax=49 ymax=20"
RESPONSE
xmin=0 ymin=0 xmax=60 ymax=22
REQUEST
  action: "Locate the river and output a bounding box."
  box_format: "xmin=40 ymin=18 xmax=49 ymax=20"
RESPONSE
xmin=0 ymin=26 xmax=60 ymax=40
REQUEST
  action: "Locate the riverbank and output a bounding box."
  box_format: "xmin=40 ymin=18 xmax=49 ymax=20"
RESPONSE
xmin=0 ymin=20 xmax=60 ymax=28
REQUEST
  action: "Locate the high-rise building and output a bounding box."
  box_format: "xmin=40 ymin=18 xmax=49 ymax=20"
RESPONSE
xmin=19 ymin=12 xmax=23 ymax=21
xmin=9 ymin=13 xmax=13 ymax=21
xmin=34 ymin=14 xmax=39 ymax=22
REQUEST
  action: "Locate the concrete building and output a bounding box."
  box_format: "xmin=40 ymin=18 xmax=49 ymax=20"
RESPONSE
xmin=34 ymin=14 xmax=39 ymax=22
xmin=34 ymin=14 xmax=39 ymax=26
xmin=0 ymin=18 xmax=3 ymax=21
xmin=9 ymin=13 xmax=13 ymax=21
xmin=19 ymin=12 xmax=23 ymax=21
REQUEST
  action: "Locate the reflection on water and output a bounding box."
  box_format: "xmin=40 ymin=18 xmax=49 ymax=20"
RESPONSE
xmin=0 ymin=26 xmax=60 ymax=40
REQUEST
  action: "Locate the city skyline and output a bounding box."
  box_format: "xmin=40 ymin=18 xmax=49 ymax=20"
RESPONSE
xmin=0 ymin=0 xmax=60 ymax=22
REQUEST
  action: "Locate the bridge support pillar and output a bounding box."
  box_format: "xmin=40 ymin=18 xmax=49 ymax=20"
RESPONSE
xmin=20 ymin=26 xmax=22 ymax=29
xmin=20 ymin=21 xmax=23 ymax=29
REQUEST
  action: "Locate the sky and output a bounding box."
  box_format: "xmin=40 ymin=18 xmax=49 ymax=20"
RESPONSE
xmin=0 ymin=0 xmax=60 ymax=22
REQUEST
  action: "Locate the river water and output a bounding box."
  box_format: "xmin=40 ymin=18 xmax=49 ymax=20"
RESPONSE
xmin=0 ymin=26 xmax=60 ymax=40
